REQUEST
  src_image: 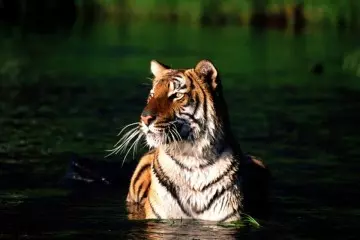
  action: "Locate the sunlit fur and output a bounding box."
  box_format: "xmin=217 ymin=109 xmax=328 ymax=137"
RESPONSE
xmin=115 ymin=60 xmax=268 ymax=222
xmin=142 ymin=73 xmax=219 ymax=152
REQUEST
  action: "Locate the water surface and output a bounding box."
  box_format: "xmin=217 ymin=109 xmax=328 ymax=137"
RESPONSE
xmin=0 ymin=21 xmax=359 ymax=239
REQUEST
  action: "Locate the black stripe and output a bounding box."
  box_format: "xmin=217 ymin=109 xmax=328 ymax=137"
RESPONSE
xmin=174 ymin=74 xmax=183 ymax=80
xmin=137 ymin=182 xmax=150 ymax=202
xmin=137 ymin=182 xmax=144 ymax=202
xmin=146 ymin=149 xmax=157 ymax=155
xmin=179 ymin=85 xmax=187 ymax=90
xmin=193 ymin=184 xmax=232 ymax=214
xmin=173 ymin=75 xmax=182 ymax=89
xmin=192 ymin=80 xmax=207 ymax=124
xmin=173 ymin=81 xmax=178 ymax=89
xmin=179 ymin=112 xmax=201 ymax=126
xmin=181 ymin=93 xmax=195 ymax=108
xmin=189 ymin=75 xmax=207 ymax=123
xmin=152 ymin=157 xmax=192 ymax=217
xmin=149 ymin=199 xmax=161 ymax=219
xmin=192 ymin=94 xmax=200 ymax=114
xmin=132 ymin=163 xmax=151 ymax=193
xmin=166 ymin=146 xmax=228 ymax=172
xmin=182 ymin=102 xmax=190 ymax=109
xmin=199 ymin=161 xmax=237 ymax=192
xmin=198 ymin=85 xmax=208 ymax=124
xmin=218 ymin=210 xmax=238 ymax=223
xmin=165 ymin=151 xmax=227 ymax=172
xmin=155 ymin=123 xmax=171 ymax=127
xmin=170 ymin=155 xmax=192 ymax=171
xmin=187 ymin=74 xmax=194 ymax=92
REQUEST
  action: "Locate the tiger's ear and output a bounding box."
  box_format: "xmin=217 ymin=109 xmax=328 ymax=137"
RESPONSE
xmin=150 ymin=60 xmax=170 ymax=77
xmin=195 ymin=60 xmax=219 ymax=90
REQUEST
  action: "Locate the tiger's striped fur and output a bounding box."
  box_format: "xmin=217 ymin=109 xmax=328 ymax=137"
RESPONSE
xmin=122 ymin=60 xmax=268 ymax=222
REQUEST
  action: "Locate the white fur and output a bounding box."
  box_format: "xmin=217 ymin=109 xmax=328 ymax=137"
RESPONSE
xmin=148 ymin=145 xmax=242 ymax=222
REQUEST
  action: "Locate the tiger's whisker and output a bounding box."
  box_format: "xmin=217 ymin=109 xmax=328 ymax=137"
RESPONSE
xmin=122 ymin=133 xmax=143 ymax=166
xmin=174 ymin=129 xmax=182 ymax=142
xmin=169 ymin=122 xmax=182 ymax=142
xmin=116 ymin=122 xmax=139 ymax=137
xmin=132 ymin=133 xmax=144 ymax=160
xmin=106 ymin=127 xmax=141 ymax=158
xmin=113 ymin=127 xmax=139 ymax=147
xmin=169 ymin=127 xmax=179 ymax=151
xmin=116 ymin=130 xmax=140 ymax=155
xmin=112 ymin=130 xmax=139 ymax=153
xmin=174 ymin=129 xmax=182 ymax=152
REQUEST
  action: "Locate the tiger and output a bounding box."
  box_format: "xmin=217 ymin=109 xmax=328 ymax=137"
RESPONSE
xmin=116 ymin=59 xmax=269 ymax=222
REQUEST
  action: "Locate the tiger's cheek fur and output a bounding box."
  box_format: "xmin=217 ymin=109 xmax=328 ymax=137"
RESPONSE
xmin=174 ymin=91 xmax=206 ymax=139
xmin=143 ymin=88 xmax=177 ymax=127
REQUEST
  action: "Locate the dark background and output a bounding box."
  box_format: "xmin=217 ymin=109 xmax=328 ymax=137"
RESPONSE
xmin=0 ymin=0 xmax=360 ymax=239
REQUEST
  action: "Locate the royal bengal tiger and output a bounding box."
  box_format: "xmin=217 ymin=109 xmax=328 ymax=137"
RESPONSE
xmin=112 ymin=59 xmax=269 ymax=222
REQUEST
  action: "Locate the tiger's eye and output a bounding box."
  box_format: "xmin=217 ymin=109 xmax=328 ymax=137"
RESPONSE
xmin=175 ymin=93 xmax=184 ymax=99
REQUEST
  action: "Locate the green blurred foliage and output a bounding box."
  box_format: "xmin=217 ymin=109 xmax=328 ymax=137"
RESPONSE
xmin=2 ymin=0 xmax=360 ymax=28
xmin=72 ymin=0 xmax=360 ymax=27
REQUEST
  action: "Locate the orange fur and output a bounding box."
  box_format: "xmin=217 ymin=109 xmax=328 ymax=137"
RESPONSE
xmin=126 ymin=150 xmax=154 ymax=204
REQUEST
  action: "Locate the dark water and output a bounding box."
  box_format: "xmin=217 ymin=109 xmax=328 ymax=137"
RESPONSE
xmin=1 ymin=21 xmax=360 ymax=239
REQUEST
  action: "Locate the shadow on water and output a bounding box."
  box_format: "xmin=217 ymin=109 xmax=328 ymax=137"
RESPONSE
xmin=1 ymin=13 xmax=360 ymax=240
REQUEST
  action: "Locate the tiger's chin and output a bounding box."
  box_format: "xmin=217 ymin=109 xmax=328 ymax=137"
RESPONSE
xmin=144 ymin=123 xmax=195 ymax=148
xmin=144 ymin=134 xmax=164 ymax=148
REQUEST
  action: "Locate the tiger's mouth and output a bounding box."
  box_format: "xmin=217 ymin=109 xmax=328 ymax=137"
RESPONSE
xmin=141 ymin=119 xmax=194 ymax=147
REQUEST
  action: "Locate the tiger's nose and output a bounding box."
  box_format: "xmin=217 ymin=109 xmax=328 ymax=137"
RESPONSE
xmin=141 ymin=110 xmax=156 ymax=126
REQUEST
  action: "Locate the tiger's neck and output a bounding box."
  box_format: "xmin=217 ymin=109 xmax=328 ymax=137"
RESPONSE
xmin=160 ymin=131 xmax=233 ymax=169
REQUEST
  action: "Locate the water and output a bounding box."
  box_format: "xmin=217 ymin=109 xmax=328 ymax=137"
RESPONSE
xmin=0 ymin=21 xmax=360 ymax=239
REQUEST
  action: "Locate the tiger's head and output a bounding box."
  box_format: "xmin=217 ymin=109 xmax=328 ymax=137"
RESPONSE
xmin=140 ymin=59 xmax=229 ymax=149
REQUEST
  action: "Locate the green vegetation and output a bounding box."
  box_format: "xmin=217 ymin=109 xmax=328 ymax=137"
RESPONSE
xmin=343 ymin=49 xmax=360 ymax=77
xmin=2 ymin=0 xmax=360 ymax=29
xmin=218 ymin=214 xmax=261 ymax=228
xmin=73 ymin=0 xmax=360 ymax=28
